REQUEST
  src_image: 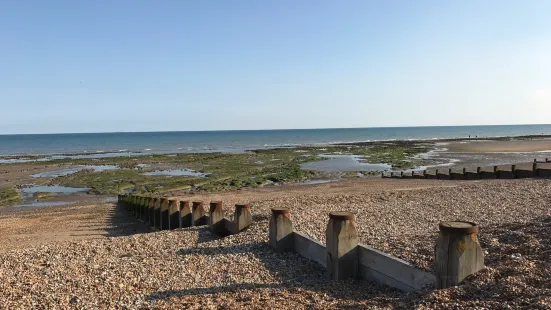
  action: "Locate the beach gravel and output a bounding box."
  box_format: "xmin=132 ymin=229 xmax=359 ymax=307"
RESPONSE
xmin=0 ymin=179 xmax=550 ymax=309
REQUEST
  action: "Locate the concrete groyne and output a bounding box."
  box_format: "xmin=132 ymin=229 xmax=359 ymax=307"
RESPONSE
xmin=118 ymin=194 xmax=488 ymax=292
xmin=383 ymin=161 xmax=551 ymax=180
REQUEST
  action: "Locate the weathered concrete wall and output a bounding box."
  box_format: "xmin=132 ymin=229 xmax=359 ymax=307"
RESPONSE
xmin=293 ymin=231 xmax=326 ymax=268
xmin=357 ymin=245 xmax=436 ymax=292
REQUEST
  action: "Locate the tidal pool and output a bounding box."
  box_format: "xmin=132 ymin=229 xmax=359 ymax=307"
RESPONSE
xmin=32 ymin=165 xmax=119 ymax=178
xmin=20 ymin=185 xmax=91 ymax=194
xmin=14 ymin=201 xmax=75 ymax=208
xmin=142 ymin=169 xmax=208 ymax=177
xmin=301 ymin=154 xmax=391 ymax=172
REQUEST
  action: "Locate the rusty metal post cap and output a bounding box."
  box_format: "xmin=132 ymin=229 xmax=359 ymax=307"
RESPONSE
xmin=271 ymin=207 xmax=289 ymax=215
xmin=439 ymin=221 xmax=479 ymax=234
xmin=329 ymin=211 xmax=355 ymax=221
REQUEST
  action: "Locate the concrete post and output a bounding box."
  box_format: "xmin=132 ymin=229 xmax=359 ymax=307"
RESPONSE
xmin=168 ymin=199 xmax=180 ymax=230
xmin=160 ymin=198 xmax=170 ymax=230
xmin=153 ymin=198 xmax=161 ymax=229
xmin=180 ymin=200 xmax=192 ymax=227
xmin=129 ymin=195 xmax=136 ymax=215
xmin=143 ymin=197 xmax=151 ymax=223
xmin=149 ymin=197 xmax=156 ymax=227
xmin=191 ymin=202 xmax=206 ymax=226
xmin=208 ymin=201 xmax=225 ymax=234
xmin=435 ymin=221 xmax=485 ymax=288
xmin=269 ymin=208 xmax=294 ymax=252
xmin=136 ymin=196 xmax=141 ymax=219
xmin=326 ymin=211 xmax=358 ymax=280
xmin=234 ymin=203 xmax=252 ymax=233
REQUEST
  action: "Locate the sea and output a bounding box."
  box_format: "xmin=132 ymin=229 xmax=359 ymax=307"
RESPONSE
xmin=1 ymin=125 xmax=551 ymax=156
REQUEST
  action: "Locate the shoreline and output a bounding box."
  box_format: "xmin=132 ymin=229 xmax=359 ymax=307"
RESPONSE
xmin=1 ymin=134 xmax=551 ymax=159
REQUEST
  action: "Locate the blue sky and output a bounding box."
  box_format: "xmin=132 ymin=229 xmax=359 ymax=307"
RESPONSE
xmin=1 ymin=1 xmax=550 ymax=134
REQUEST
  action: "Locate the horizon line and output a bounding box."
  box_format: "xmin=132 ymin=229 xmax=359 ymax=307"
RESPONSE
xmin=1 ymin=123 xmax=551 ymax=136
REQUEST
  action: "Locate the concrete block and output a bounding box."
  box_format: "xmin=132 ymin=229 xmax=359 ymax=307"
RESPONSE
xmin=234 ymin=203 xmax=252 ymax=233
xmin=269 ymin=208 xmax=294 ymax=252
xmin=191 ymin=202 xmax=206 ymax=226
xmin=148 ymin=197 xmax=156 ymax=227
xmin=143 ymin=197 xmax=151 ymax=223
xmin=293 ymin=231 xmax=326 ymax=268
xmin=160 ymin=198 xmax=170 ymax=230
xmin=326 ymin=212 xmax=358 ymax=280
xmin=435 ymin=221 xmax=484 ymax=289
xmin=357 ymin=245 xmax=436 ymax=292
xmin=180 ymin=200 xmax=192 ymax=227
xmin=168 ymin=199 xmax=180 ymax=230
xmin=153 ymin=198 xmax=161 ymax=229
xmin=208 ymin=201 xmax=226 ymax=234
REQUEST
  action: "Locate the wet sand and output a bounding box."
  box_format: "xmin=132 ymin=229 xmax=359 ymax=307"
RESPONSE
xmin=446 ymin=139 xmax=551 ymax=153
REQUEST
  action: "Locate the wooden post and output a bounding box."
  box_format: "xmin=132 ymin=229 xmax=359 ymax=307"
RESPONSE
xmin=269 ymin=208 xmax=294 ymax=252
xmin=400 ymin=171 xmax=404 ymax=179
xmin=411 ymin=171 xmax=415 ymax=177
xmin=208 ymin=201 xmax=225 ymax=234
xmin=234 ymin=203 xmax=252 ymax=233
xmin=435 ymin=221 xmax=484 ymax=288
xmin=512 ymin=165 xmax=516 ymax=179
xmin=533 ymin=163 xmax=538 ymax=177
xmin=326 ymin=211 xmax=358 ymax=280
xmin=180 ymin=200 xmax=192 ymax=227
xmin=168 ymin=199 xmax=180 ymax=230
xmin=191 ymin=202 xmax=206 ymax=226
xmin=435 ymin=169 xmax=439 ymax=179
xmin=493 ymin=166 xmax=498 ymax=178
xmin=462 ymin=168 xmax=466 ymax=175
xmin=423 ymin=170 xmax=427 ymax=178
xmin=476 ymin=167 xmax=481 ymax=174
xmin=448 ymin=168 xmax=452 ymax=180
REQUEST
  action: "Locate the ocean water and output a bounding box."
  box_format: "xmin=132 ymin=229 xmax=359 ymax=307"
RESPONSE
xmin=0 ymin=125 xmax=550 ymax=156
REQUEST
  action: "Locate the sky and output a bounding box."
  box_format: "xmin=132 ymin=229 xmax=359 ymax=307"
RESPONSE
xmin=1 ymin=1 xmax=551 ymax=134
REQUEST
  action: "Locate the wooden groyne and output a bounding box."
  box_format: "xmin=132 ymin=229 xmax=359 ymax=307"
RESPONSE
xmin=382 ymin=160 xmax=551 ymax=180
xmin=118 ymin=195 xmax=488 ymax=292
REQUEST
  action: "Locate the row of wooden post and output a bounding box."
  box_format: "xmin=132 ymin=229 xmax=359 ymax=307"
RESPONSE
xmin=269 ymin=209 xmax=485 ymax=289
xmin=384 ymin=162 xmax=551 ymax=180
xmin=117 ymin=195 xmax=252 ymax=235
